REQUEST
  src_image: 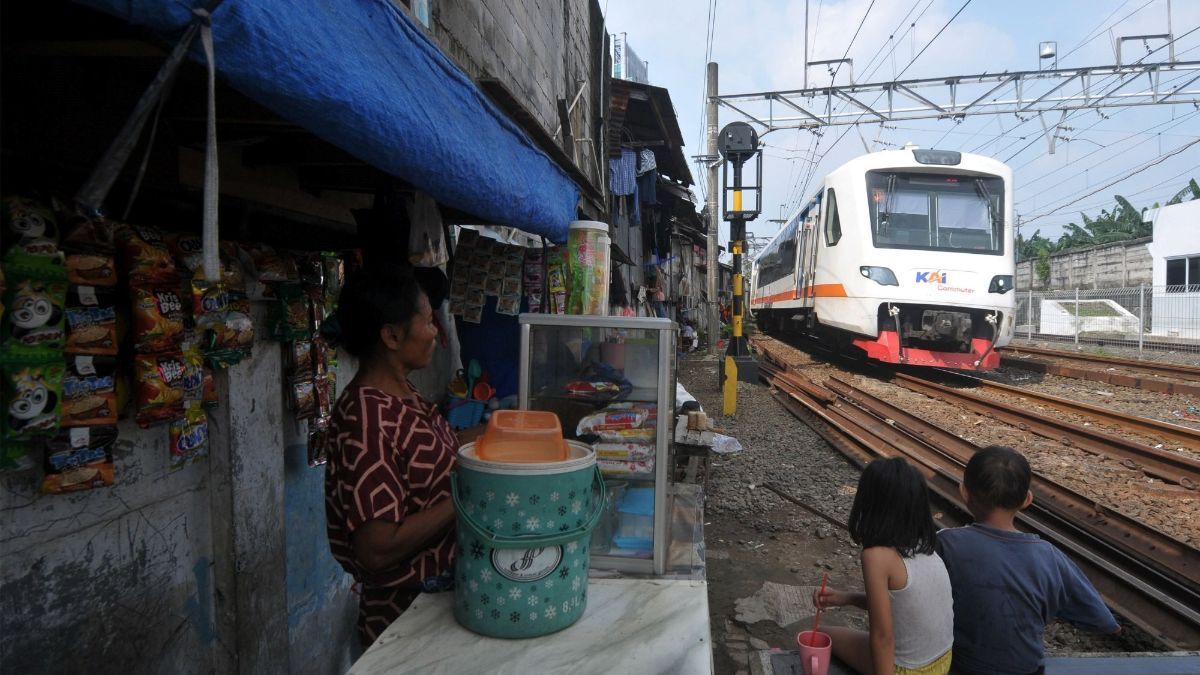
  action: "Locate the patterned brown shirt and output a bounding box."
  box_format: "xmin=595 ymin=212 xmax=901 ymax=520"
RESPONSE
xmin=324 ymin=384 xmax=458 ymax=641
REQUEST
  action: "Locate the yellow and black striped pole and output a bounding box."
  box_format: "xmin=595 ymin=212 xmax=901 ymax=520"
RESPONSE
xmin=723 ymin=177 xmax=747 ymax=415
xmin=716 ymin=121 xmax=761 ymax=416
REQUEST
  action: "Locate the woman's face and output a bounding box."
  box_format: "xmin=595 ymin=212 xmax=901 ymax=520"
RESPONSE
xmin=395 ymin=292 xmax=439 ymax=371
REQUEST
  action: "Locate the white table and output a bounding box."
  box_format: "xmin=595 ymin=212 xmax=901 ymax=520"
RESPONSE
xmin=350 ymin=578 xmax=713 ymax=675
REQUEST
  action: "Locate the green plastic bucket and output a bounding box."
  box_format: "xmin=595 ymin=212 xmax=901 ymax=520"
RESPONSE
xmin=452 ymin=440 xmax=605 ymax=638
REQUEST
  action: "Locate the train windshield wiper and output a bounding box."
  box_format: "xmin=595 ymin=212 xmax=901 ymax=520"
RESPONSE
xmin=974 ymin=178 xmax=1001 ymax=230
xmin=879 ymin=174 xmax=896 ymax=229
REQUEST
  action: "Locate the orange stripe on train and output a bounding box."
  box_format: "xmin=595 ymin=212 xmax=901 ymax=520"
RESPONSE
xmin=751 ymin=283 xmax=847 ymax=305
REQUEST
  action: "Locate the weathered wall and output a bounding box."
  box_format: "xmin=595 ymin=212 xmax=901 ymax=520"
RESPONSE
xmin=1 ymin=420 xmax=217 ymax=673
xmin=0 ymin=307 xmax=365 ymax=674
xmin=1016 ymin=238 xmax=1152 ymax=291
xmin=431 ymin=0 xmax=605 ymax=190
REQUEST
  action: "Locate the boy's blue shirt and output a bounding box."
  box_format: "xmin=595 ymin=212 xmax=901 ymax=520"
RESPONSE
xmin=935 ymin=523 xmax=1119 ymax=675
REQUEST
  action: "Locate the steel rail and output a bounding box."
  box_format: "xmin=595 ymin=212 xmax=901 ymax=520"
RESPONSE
xmin=932 ymin=369 xmax=1200 ymax=450
xmin=891 ymin=372 xmax=1200 ymax=489
xmin=824 ymin=375 xmax=1200 ymax=592
xmin=1002 ymin=345 xmax=1200 ymax=381
xmin=1001 ymin=346 xmax=1200 ymax=397
xmin=756 ymin=354 xmax=1200 ymax=649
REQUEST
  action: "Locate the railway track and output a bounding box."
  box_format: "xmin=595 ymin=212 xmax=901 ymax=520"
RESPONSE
xmin=754 ymin=342 xmax=1200 ymax=650
xmin=1000 ymin=345 xmax=1200 ymax=397
xmin=931 ymin=370 xmax=1200 ymax=451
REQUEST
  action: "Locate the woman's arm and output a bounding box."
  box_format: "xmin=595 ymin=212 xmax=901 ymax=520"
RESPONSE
xmin=353 ymin=499 xmax=455 ymax=574
xmin=862 ymin=547 xmax=897 ymax=675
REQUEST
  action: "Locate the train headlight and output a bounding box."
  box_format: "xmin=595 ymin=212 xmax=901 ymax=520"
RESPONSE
xmin=988 ymin=275 xmax=1014 ymax=294
xmin=860 ymin=266 xmax=899 ymax=286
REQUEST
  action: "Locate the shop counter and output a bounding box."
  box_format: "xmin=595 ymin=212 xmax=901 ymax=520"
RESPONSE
xmin=349 ymin=578 xmax=712 ymax=674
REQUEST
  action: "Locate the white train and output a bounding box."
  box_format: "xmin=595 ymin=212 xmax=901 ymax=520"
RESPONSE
xmin=750 ymin=146 xmax=1015 ymax=370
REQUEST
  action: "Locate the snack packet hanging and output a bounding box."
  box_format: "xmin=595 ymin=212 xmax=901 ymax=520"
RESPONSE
xmin=1 ymin=256 xmax=67 ymax=354
xmin=270 ymin=283 xmax=310 ymax=342
xmin=41 ymin=425 xmax=117 ymax=493
xmin=61 ymin=355 xmax=118 ymax=427
xmin=66 ymin=253 xmax=117 ymax=286
xmin=64 ymin=285 xmax=118 ymax=355
xmin=132 ymin=285 xmax=187 ymax=353
xmin=166 ymin=232 xmax=247 ymax=290
xmin=308 ymin=414 xmax=330 ymax=467
xmin=118 ymin=224 xmax=178 ymax=285
xmin=191 ymin=279 xmax=254 ymax=366
xmin=181 ymin=341 xmax=218 ymax=409
xmin=290 ymin=376 xmax=316 ymax=420
xmin=238 ymin=242 xmax=297 ymax=282
xmin=134 ymin=352 xmax=187 ymax=427
xmin=2 ymin=361 xmax=64 ymax=441
xmin=59 ymin=210 xmax=117 ymax=254
xmin=169 ymin=401 xmax=209 ymax=470
xmin=2 ymin=196 xmax=58 ymax=254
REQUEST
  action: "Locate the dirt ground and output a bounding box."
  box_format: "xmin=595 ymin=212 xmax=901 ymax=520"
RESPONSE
xmin=677 ymin=348 xmax=1162 ymax=675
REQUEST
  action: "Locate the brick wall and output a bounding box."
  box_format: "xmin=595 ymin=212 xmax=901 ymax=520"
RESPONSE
xmin=431 ymin=0 xmax=604 ymax=191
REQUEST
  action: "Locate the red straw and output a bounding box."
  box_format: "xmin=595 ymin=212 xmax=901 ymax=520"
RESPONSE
xmin=811 ymin=572 xmax=829 ymax=640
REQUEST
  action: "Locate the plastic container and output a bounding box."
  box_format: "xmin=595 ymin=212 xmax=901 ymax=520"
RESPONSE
xmin=567 ymin=220 xmax=610 ymax=315
xmin=452 ymin=441 xmax=605 ymax=638
xmin=446 ymin=396 xmax=486 ymax=430
xmin=475 ymin=410 xmax=569 ymax=463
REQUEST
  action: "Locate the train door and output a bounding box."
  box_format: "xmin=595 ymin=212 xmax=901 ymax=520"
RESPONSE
xmin=798 ymin=200 xmax=821 ymax=308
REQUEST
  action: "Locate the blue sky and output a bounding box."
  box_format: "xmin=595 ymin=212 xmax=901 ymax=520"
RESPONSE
xmin=602 ymin=0 xmax=1200 ymax=250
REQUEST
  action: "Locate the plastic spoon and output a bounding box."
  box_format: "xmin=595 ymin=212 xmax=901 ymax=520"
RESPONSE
xmin=467 ymin=359 xmax=482 ymax=399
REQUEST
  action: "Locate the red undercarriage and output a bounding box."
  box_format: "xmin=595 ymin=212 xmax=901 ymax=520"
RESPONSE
xmin=852 ymin=331 xmax=1000 ymax=371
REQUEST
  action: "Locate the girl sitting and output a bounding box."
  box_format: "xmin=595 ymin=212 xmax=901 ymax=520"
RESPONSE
xmin=813 ymin=457 xmax=954 ymax=675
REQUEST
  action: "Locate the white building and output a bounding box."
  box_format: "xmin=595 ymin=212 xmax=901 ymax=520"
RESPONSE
xmin=1144 ymin=200 xmax=1200 ymax=339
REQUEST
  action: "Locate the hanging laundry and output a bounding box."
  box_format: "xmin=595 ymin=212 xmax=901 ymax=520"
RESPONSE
xmin=636 ymin=148 xmax=657 ymax=176
xmin=608 ymin=148 xmax=637 ymax=196
xmin=637 ymin=169 xmax=657 ymax=205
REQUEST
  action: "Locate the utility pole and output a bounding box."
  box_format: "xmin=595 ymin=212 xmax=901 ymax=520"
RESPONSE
xmin=803 ymin=0 xmax=809 ymax=90
xmin=705 ymin=62 xmax=720 ymax=354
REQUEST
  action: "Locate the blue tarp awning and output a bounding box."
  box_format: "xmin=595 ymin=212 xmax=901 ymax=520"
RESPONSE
xmin=76 ymin=0 xmax=579 ymax=242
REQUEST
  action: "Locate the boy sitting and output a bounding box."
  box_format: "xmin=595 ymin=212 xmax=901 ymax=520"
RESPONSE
xmin=936 ymin=445 xmax=1120 ymax=675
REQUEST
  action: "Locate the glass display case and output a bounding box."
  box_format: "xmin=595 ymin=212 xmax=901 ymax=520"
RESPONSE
xmin=518 ymin=314 xmax=676 ymax=575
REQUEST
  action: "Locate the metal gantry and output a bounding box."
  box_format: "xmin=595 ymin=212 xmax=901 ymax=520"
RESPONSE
xmin=715 ymin=61 xmax=1200 ymax=132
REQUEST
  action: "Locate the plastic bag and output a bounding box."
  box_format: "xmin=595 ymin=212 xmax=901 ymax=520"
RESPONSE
xmin=407 ymin=192 xmax=449 ymax=267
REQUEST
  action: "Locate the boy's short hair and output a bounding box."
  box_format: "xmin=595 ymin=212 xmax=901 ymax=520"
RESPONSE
xmin=963 ymin=445 xmax=1031 ymax=511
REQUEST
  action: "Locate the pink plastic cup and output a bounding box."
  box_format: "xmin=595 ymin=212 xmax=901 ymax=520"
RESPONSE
xmin=796 ymin=630 xmax=832 ymax=675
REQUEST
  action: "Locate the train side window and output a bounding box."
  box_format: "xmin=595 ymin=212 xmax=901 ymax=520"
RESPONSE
xmin=824 ymin=189 xmax=842 ymax=246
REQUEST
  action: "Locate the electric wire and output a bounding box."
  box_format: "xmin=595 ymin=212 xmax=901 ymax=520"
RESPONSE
xmin=1022 ymin=137 xmax=1200 ymax=223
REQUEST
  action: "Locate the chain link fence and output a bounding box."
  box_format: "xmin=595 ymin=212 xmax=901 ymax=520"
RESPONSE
xmin=1014 ymin=285 xmax=1200 ymax=354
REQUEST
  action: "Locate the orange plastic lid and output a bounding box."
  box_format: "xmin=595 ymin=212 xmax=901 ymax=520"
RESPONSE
xmin=476 ymin=410 xmax=569 ymax=463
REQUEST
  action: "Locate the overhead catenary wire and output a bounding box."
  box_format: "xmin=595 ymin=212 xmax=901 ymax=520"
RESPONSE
xmin=1022 ymin=137 xmax=1200 ymax=224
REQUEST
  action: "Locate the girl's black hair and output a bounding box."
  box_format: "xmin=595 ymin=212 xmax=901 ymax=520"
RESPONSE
xmin=335 ymin=263 xmax=425 ymax=360
xmin=847 ymin=457 xmax=937 ymax=557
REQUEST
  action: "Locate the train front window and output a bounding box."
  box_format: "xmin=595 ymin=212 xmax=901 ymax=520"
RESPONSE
xmin=867 ymin=172 xmax=1004 ymax=255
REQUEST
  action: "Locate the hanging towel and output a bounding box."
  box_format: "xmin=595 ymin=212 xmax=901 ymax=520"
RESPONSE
xmin=609 ymin=148 xmax=637 ymax=196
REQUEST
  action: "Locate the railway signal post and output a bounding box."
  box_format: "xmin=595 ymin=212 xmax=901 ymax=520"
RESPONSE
xmin=717 ymin=122 xmax=762 ymax=415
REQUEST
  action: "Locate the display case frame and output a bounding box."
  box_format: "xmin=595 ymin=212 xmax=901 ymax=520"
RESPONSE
xmin=517 ymin=314 xmax=676 ymax=575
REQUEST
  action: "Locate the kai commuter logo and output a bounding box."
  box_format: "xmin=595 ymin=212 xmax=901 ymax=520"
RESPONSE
xmin=915 ymin=271 xmax=947 ymax=284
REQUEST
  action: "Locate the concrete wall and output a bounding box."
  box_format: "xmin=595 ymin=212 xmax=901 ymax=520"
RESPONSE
xmin=1147 ymin=201 xmax=1200 ymax=338
xmin=0 ymin=308 xmax=364 ymax=674
xmin=430 ymin=0 xmax=605 ymax=190
xmin=0 ymin=424 xmax=216 ymax=674
xmin=1016 ymin=238 xmax=1152 ymax=291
